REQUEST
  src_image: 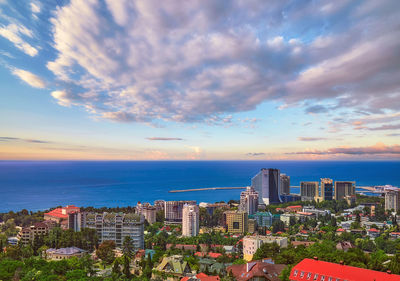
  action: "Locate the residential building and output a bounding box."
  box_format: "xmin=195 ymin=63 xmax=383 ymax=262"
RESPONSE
xmin=182 ymin=204 xmax=199 ymax=237
xmin=336 ymin=241 xmax=355 ymax=252
xmin=224 ymin=211 xmax=248 ymax=234
xmin=302 ymin=206 xmax=331 ymax=217
xmin=251 ymin=168 xmax=282 ymax=205
xmin=201 ymin=202 xmax=229 ymax=216
xmin=136 ymin=203 xmax=157 ymax=224
xmin=290 ymin=258 xmax=400 ymax=281
xmin=295 ymin=212 xmax=316 ymax=222
xmin=335 ymin=181 xmax=356 ymax=200
xmin=68 ymin=211 xmax=83 ymax=232
xmin=385 ymin=189 xmax=400 ymax=211
xmin=18 ymin=221 xmax=54 ymax=245
xmin=227 ymin=260 xmax=286 ymax=281
xmin=367 ymin=228 xmax=380 ymax=238
xmin=280 ymin=213 xmax=295 ymax=227
xmin=239 ymin=186 xmax=259 ymax=215
xmin=165 ymin=200 xmax=197 ymax=224
xmin=300 ymin=182 xmax=318 ymax=201
xmin=320 ymin=178 xmax=334 ymax=201
xmin=243 ymin=235 xmax=288 ymax=261
xmin=44 ymin=205 xmax=80 ymax=229
xmin=46 ymin=247 xmax=86 ymax=260
xmin=83 ymin=212 xmax=144 ymax=248
xmin=251 ymin=212 xmax=273 ymax=228
xmin=154 ymin=200 xmax=165 ymax=211
xmin=280 ymin=173 xmax=290 ymax=195
xmin=277 ymin=205 xmax=302 ymax=213
xmin=156 ymin=255 xmax=192 ymax=277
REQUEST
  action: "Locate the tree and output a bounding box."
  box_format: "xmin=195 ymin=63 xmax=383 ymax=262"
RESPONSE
xmin=123 ymin=254 xmax=131 ymax=278
xmin=96 ymin=240 xmax=116 ymax=265
xmin=122 ymin=236 xmax=135 ymax=258
xmin=253 ymin=242 xmax=280 ymax=260
xmin=113 ymin=258 xmax=121 ymax=275
xmin=272 ymin=220 xmax=285 ymax=233
xmin=5 ymin=245 xmax=22 ymax=260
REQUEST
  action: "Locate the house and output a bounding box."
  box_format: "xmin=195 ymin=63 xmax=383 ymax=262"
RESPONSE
xmin=156 ymin=255 xmax=192 ymax=277
xmin=227 ymin=260 xmax=286 ymax=281
xmin=336 ymin=241 xmax=355 ymax=252
xmin=336 ymin=228 xmax=345 ymax=235
xmin=166 ymin=244 xmax=197 ymax=251
xmin=18 ymin=221 xmax=55 ymax=245
xmin=198 ymin=258 xmax=229 ymax=275
xmin=7 ymin=237 xmax=19 ymax=245
xmin=181 ymin=273 xmax=220 ymax=281
xmin=44 ymin=205 xmax=80 ymax=227
xmin=46 ymin=247 xmax=86 ymax=260
xmin=390 ymin=232 xmax=400 ymax=240
xmin=367 ymin=228 xmax=380 ymax=238
xmin=290 ymin=258 xmax=400 ymax=281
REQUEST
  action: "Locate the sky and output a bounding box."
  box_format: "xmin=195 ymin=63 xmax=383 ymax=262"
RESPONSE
xmin=0 ymin=0 xmax=399 ymax=160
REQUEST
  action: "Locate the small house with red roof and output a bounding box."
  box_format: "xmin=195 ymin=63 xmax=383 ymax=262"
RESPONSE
xmin=367 ymin=228 xmax=380 ymax=238
xmin=227 ymin=260 xmax=286 ymax=281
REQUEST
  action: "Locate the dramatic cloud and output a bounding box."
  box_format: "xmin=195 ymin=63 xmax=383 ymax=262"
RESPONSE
xmin=146 ymin=137 xmax=183 ymax=141
xmin=11 ymin=68 xmax=45 ymax=88
xmin=289 ymin=143 xmax=400 ymax=155
xmin=37 ymin=0 xmax=399 ymax=124
xmin=246 ymin=153 xmax=266 ymax=157
xmin=0 ymin=24 xmax=38 ymax=56
xmin=298 ymin=137 xmax=328 ymax=141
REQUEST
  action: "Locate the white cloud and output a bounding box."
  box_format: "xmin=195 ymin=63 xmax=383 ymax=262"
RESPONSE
xmin=30 ymin=2 xmax=40 ymax=14
xmin=0 ymin=24 xmax=38 ymax=56
xmin=12 ymin=68 xmax=45 ymax=88
xmin=35 ymin=0 xmax=399 ymax=124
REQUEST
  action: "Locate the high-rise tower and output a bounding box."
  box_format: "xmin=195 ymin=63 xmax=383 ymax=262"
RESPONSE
xmin=251 ymin=168 xmax=282 ymax=205
xmin=182 ymin=204 xmax=199 ymax=237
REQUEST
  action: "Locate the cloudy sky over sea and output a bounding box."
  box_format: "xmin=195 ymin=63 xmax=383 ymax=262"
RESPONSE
xmin=0 ymin=0 xmax=399 ymax=160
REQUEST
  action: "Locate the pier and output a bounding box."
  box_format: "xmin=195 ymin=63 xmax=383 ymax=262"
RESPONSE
xmin=169 ymin=187 xmax=246 ymax=193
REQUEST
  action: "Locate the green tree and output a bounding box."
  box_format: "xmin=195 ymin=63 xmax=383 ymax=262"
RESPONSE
xmin=96 ymin=240 xmax=116 ymax=265
xmin=122 ymin=236 xmax=135 ymax=258
xmin=123 ymin=255 xmax=131 ymax=278
xmin=253 ymin=242 xmax=280 ymax=260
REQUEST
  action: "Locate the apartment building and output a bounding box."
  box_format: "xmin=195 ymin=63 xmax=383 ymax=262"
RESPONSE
xmin=83 ymin=212 xmax=144 ymax=249
xmin=182 ymin=204 xmax=199 ymax=237
xmin=243 ymin=235 xmax=288 ymax=261
xmin=164 ymin=200 xmax=196 ymax=224
xmin=224 ymin=211 xmax=248 ymax=234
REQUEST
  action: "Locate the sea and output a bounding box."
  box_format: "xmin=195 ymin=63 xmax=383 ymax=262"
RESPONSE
xmin=0 ymin=160 xmax=399 ymax=213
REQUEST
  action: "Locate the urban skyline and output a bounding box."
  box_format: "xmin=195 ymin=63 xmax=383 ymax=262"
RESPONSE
xmin=0 ymin=0 xmax=400 ymax=160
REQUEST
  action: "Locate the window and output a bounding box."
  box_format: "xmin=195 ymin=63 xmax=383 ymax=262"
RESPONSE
xmin=328 ymin=278 xmax=332 ymax=281
xmin=314 ymin=274 xmax=319 ymax=280
xmin=300 ymin=271 xmax=305 ymax=278
xmin=321 ymin=276 xmax=325 ymax=281
xmin=294 ymin=270 xmax=298 ymax=277
xmin=307 ymin=272 xmax=312 ymax=279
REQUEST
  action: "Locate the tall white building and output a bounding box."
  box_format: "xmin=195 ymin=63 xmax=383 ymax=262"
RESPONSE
xmin=165 ymin=200 xmax=196 ymax=224
xmin=239 ymin=186 xmax=259 ymax=215
xmin=182 ymin=204 xmax=199 ymax=237
xmin=385 ymin=189 xmax=400 ymax=211
xmin=83 ymin=212 xmax=144 ymax=248
xmin=251 ymin=168 xmax=282 ymax=205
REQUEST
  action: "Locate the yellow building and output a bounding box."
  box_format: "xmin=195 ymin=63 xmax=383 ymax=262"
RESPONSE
xmin=225 ymin=211 xmax=248 ymax=234
xmin=248 ymin=219 xmax=256 ymax=234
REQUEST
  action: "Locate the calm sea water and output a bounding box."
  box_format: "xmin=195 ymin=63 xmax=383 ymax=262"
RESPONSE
xmin=0 ymin=161 xmax=399 ymax=213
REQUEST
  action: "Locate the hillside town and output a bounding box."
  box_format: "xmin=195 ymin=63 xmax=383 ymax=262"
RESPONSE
xmin=1 ymin=168 xmax=400 ymax=281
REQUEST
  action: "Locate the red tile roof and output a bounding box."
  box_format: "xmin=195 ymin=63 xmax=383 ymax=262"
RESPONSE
xmin=180 ymin=272 xmax=220 ymax=281
xmin=290 ymin=258 xmax=400 ymax=281
xmin=44 ymin=205 xmax=80 ymax=219
xmin=227 ymin=261 xmax=285 ymax=281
